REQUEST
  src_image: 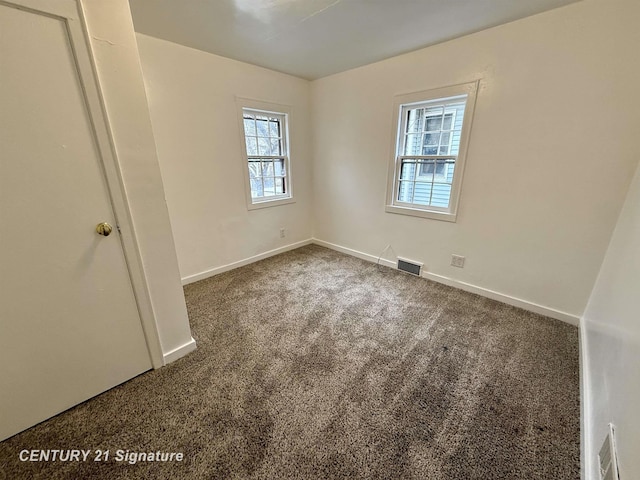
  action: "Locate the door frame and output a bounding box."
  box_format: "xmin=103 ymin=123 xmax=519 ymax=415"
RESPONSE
xmin=2 ymin=0 xmax=164 ymax=367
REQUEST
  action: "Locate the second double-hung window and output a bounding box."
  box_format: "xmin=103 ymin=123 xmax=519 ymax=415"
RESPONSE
xmin=386 ymin=82 xmax=478 ymax=222
xmin=239 ymin=101 xmax=293 ymax=209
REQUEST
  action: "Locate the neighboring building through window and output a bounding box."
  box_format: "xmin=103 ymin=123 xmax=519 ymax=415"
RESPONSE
xmin=237 ymin=99 xmax=294 ymax=209
xmin=386 ymin=82 xmax=478 ymax=222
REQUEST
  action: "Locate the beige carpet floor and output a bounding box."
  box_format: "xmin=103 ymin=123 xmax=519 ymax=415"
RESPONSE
xmin=0 ymin=245 xmax=580 ymax=479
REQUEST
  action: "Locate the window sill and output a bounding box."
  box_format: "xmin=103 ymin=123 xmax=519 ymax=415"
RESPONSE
xmin=385 ymin=204 xmax=457 ymax=222
xmin=247 ymin=196 xmax=295 ymax=211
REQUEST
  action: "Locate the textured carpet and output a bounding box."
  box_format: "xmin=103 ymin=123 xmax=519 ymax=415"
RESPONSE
xmin=0 ymin=245 xmax=580 ymax=479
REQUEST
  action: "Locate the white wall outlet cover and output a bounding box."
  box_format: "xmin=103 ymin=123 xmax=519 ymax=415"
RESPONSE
xmin=451 ymin=254 xmax=465 ymax=268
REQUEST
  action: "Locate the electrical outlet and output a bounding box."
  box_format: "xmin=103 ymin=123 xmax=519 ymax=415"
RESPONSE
xmin=451 ymin=254 xmax=465 ymax=268
xmin=279 ymin=228 xmax=285 ymax=238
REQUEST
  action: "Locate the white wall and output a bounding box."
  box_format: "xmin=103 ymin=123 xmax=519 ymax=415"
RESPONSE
xmin=582 ymin=158 xmax=640 ymax=479
xmin=135 ymin=34 xmax=313 ymax=282
xmin=310 ymin=0 xmax=640 ymax=319
xmin=83 ymin=0 xmax=194 ymax=363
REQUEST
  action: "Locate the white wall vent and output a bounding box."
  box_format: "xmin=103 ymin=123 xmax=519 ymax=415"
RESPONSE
xmin=598 ymin=423 xmax=620 ymax=480
xmin=397 ymin=257 xmax=422 ymax=276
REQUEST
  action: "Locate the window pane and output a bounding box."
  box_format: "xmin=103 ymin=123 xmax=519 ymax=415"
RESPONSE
xmin=248 ymin=161 xmax=261 ymax=179
xmin=440 ymin=132 xmax=451 ymax=146
xmin=397 ymin=181 xmax=415 ymax=203
xmin=255 ymin=117 xmax=270 ymax=136
xmin=406 ymin=108 xmax=423 ymax=133
xmin=426 ymin=115 xmax=442 ymax=132
xmin=275 ymin=177 xmax=285 ymax=194
xmin=442 ymin=114 xmax=453 ymax=130
xmin=435 ymin=160 xmax=447 ymax=178
xmin=263 ymin=176 xmax=275 ymax=196
xmin=269 ymin=118 xmax=280 ymax=137
xmin=274 ymin=159 xmax=286 ymax=176
xmin=245 ymin=137 xmax=258 ymax=156
xmin=271 ymin=138 xmax=281 ymax=156
xmin=445 ymin=160 xmax=456 ymax=183
xmin=418 ymin=160 xmax=435 ymax=178
xmin=257 ymin=136 xmax=271 ymax=156
xmin=262 ymin=161 xmax=274 ymax=177
xmin=431 ymin=183 xmax=451 ymax=207
xmin=412 ymin=183 xmax=433 ymax=206
xmin=424 ymin=133 xmax=439 ymax=146
xmin=404 ymin=134 xmax=421 ymax=155
xmin=400 ymin=161 xmax=417 ymax=181
xmin=450 ymin=138 xmax=460 ymax=155
xmin=426 ymin=106 xmax=444 ymax=120
xmin=250 ymin=178 xmax=263 ymax=198
xmin=422 ymin=146 xmax=438 ymax=155
xmin=438 ymin=146 xmax=449 ymax=155
xmin=243 ymin=117 xmax=256 ymax=136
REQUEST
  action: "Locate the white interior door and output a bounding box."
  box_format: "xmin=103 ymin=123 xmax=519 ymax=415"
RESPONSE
xmin=0 ymin=0 xmax=153 ymax=440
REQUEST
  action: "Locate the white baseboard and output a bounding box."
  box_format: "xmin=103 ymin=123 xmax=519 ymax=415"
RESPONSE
xmin=181 ymin=239 xmax=313 ymax=285
xmin=579 ymin=317 xmax=592 ymax=480
xmin=180 ymin=236 xmax=580 ymax=326
xmin=312 ymin=238 xmax=398 ymax=269
xmin=312 ymin=238 xmax=580 ymax=326
xmin=162 ymin=336 xmax=197 ymax=366
xmin=422 ymin=271 xmax=580 ymax=325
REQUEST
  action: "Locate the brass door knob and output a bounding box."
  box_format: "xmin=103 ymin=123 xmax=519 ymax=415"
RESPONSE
xmin=96 ymin=222 xmax=113 ymax=236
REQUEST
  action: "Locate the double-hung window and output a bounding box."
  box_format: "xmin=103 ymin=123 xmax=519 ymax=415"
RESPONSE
xmin=386 ymin=82 xmax=478 ymax=222
xmin=238 ymin=98 xmax=293 ymax=209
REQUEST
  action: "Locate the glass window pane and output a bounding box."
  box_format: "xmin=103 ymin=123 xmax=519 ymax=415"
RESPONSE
xmin=431 ymin=183 xmax=452 ymax=208
xmin=243 ymin=117 xmax=256 ymax=136
xmin=425 ymin=116 xmax=442 ymax=132
xmin=250 ymin=178 xmax=263 ymax=198
xmin=442 ymin=114 xmax=453 ymax=130
xmin=269 ymin=118 xmax=280 ymax=137
xmin=274 ymin=159 xmax=286 ymax=176
xmin=248 ymin=161 xmax=261 ymax=179
xmin=406 ymin=108 xmax=423 ymax=133
xmin=445 ymin=160 xmax=456 ymax=183
xmin=412 ymin=183 xmax=433 ymax=206
xmin=245 ymin=137 xmax=258 ymax=156
xmin=418 ymin=160 xmax=434 ymax=178
xmin=438 ymin=146 xmax=449 ymax=155
xmin=397 ymin=181 xmax=415 ymax=203
xmin=275 ymin=177 xmax=285 ymax=194
xmin=426 ymin=106 xmax=444 ymax=119
xmin=440 ymin=132 xmax=451 ymax=146
xmin=271 ymin=138 xmax=281 ymax=156
xmin=263 ymin=176 xmax=275 ymax=196
xmin=262 ymin=161 xmax=274 ymax=177
xmin=424 ymin=133 xmax=439 ymax=146
xmin=450 ymin=139 xmax=460 ymax=155
xmin=404 ymin=134 xmax=421 ymax=155
xmin=422 ymin=146 xmax=438 ymax=155
xmin=400 ymin=161 xmax=417 ymax=181
xmin=255 ymin=117 xmax=270 ymax=136
xmin=257 ymin=136 xmax=271 ymax=155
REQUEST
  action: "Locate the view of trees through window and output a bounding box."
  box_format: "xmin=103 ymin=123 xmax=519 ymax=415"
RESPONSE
xmin=242 ymin=110 xmax=288 ymax=200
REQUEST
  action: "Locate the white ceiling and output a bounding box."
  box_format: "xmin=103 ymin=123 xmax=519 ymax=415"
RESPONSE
xmin=129 ymin=0 xmax=579 ymax=80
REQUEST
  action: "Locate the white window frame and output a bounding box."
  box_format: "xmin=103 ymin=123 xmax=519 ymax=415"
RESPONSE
xmin=385 ymin=81 xmax=478 ymax=222
xmin=236 ymin=97 xmax=294 ymax=210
